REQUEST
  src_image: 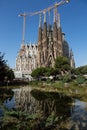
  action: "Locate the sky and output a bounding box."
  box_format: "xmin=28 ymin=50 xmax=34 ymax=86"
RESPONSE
xmin=0 ymin=0 xmax=87 ymax=68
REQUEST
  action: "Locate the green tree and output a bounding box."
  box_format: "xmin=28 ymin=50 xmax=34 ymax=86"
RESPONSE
xmin=82 ymin=66 xmax=87 ymax=74
xmin=74 ymin=67 xmax=82 ymax=75
xmin=31 ymin=67 xmax=60 ymax=81
xmin=54 ymin=56 xmax=70 ymax=75
xmin=6 ymin=68 xmax=15 ymax=81
xmin=0 ymin=52 xmax=15 ymax=85
xmin=62 ymin=74 xmax=71 ymax=83
xmin=76 ymin=75 xmax=85 ymax=85
xmin=44 ymin=67 xmax=57 ymax=77
xmin=74 ymin=65 xmax=87 ymax=75
xmin=31 ymin=67 xmax=47 ymax=80
xmin=0 ymin=52 xmax=7 ymax=82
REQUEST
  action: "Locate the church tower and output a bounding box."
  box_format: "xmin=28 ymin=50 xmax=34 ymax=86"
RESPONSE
xmin=15 ymin=0 xmax=75 ymax=79
xmin=53 ymin=8 xmax=58 ymax=59
xmin=57 ymin=14 xmax=63 ymax=56
xmin=42 ymin=12 xmax=48 ymax=67
xmin=70 ymin=49 xmax=75 ymax=68
xmin=37 ymin=11 xmax=75 ymax=69
xmin=37 ymin=14 xmax=42 ymax=67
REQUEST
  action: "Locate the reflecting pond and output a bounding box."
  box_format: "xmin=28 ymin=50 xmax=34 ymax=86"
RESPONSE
xmin=0 ymin=86 xmax=87 ymax=130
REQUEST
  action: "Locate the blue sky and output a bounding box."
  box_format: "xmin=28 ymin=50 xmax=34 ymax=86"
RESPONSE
xmin=0 ymin=0 xmax=87 ymax=68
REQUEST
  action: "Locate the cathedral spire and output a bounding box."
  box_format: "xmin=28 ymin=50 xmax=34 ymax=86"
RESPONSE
xmin=38 ymin=14 xmax=42 ymax=43
xmin=57 ymin=13 xmax=61 ymax=28
xmin=62 ymin=32 xmax=65 ymax=42
xmin=38 ymin=14 xmax=42 ymax=67
xmin=53 ymin=7 xmax=57 ymax=23
xmin=57 ymin=13 xmax=63 ymax=56
xmin=42 ymin=11 xmax=48 ymax=67
xmin=43 ymin=11 xmax=46 ymax=23
xmin=48 ymin=10 xmax=51 ymax=25
xmin=39 ymin=14 xmax=42 ymax=28
xmin=43 ymin=11 xmax=47 ymax=39
xmin=53 ymin=8 xmax=58 ymax=38
xmin=53 ymin=8 xmax=58 ymax=59
xmin=70 ymin=49 xmax=75 ymax=68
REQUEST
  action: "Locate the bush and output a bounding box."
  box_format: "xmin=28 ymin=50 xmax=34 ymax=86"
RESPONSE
xmin=62 ymin=74 xmax=71 ymax=83
xmin=76 ymin=75 xmax=85 ymax=85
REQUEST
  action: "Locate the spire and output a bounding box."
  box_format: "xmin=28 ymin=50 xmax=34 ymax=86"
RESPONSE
xmin=70 ymin=49 xmax=73 ymax=58
xmin=38 ymin=14 xmax=42 ymax=42
xmin=48 ymin=10 xmax=51 ymax=25
xmin=57 ymin=13 xmax=63 ymax=56
xmin=53 ymin=8 xmax=58 ymax=59
xmin=39 ymin=14 xmax=42 ymax=28
xmin=53 ymin=7 xmax=58 ymax=38
xmin=62 ymin=33 xmax=65 ymax=42
xmin=43 ymin=11 xmax=47 ymax=39
xmin=53 ymin=17 xmax=57 ymax=41
xmin=42 ymin=11 xmax=47 ymax=67
xmin=70 ymin=49 xmax=75 ymax=68
xmin=43 ymin=11 xmax=46 ymax=23
xmin=38 ymin=14 xmax=42 ymax=67
xmin=54 ymin=8 xmax=57 ymax=23
xmin=57 ymin=13 xmax=61 ymax=28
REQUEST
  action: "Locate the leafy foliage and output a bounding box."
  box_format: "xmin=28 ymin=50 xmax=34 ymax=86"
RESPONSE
xmin=31 ymin=67 xmax=47 ymax=79
xmin=76 ymin=75 xmax=85 ymax=85
xmin=31 ymin=67 xmax=60 ymax=81
xmin=62 ymin=74 xmax=71 ymax=83
xmin=0 ymin=52 xmax=14 ymax=85
xmin=31 ymin=57 xmax=71 ymax=81
xmin=54 ymin=56 xmax=71 ymax=75
xmin=75 ymin=65 xmax=87 ymax=75
xmin=0 ymin=52 xmax=7 ymax=81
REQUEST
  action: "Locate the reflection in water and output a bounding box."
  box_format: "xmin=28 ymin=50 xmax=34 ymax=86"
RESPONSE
xmin=0 ymin=107 xmax=4 ymax=117
xmin=4 ymin=96 xmax=16 ymax=110
xmin=2 ymin=86 xmax=87 ymax=130
xmin=13 ymin=87 xmax=72 ymax=118
xmin=69 ymin=99 xmax=87 ymax=130
xmin=13 ymin=87 xmax=36 ymax=113
xmin=0 ymin=88 xmax=14 ymax=118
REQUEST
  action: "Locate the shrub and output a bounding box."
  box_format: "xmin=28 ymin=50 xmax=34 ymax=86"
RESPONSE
xmin=76 ymin=75 xmax=85 ymax=85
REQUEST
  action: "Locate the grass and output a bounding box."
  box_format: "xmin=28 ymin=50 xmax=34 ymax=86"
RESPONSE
xmin=29 ymin=80 xmax=87 ymax=102
xmin=0 ymin=79 xmax=87 ymax=102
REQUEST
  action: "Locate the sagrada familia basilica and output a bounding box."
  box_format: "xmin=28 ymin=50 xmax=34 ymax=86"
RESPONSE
xmin=14 ymin=1 xmax=75 ymax=78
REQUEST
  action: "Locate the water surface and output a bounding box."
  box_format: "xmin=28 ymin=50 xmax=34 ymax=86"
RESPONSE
xmin=0 ymin=86 xmax=87 ymax=130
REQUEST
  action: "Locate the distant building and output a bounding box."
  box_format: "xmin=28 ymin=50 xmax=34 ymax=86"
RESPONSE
xmin=14 ymin=12 xmax=75 ymax=78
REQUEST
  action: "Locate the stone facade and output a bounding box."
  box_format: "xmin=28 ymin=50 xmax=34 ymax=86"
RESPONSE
xmin=15 ymin=13 xmax=75 ymax=78
xmin=15 ymin=44 xmax=37 ymax=78
xmin=37 ymin=13 xmax=75 ymax=68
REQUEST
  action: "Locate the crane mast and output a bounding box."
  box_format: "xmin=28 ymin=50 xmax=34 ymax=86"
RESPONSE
xmin=18 ymin=13 xmax=27 ymax=45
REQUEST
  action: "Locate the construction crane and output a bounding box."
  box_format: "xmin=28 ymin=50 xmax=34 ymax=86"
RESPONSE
xmin=18 ymin=0 xmax=70 ymax=44
xmin=29 ymin=0 xmax=70 ymax=16
xmin=18 ymin=13 xmax=27 ymax=45
xmin=29 ymin=0 xmax=70 ymax=26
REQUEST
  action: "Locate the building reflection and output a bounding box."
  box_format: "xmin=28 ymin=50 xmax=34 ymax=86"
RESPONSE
xmin=13 ymin=87 xmax=87 ymax=129
xmin=14 ymin=87 xmax=72 ymax=119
